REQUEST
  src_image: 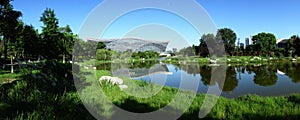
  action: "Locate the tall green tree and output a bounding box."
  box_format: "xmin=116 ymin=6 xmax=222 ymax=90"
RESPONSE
xmin=0 ymin=0 xmax=22 ymax=59
xmin=290 ymin=35 xmax=300 ymax=56
xmin=22 ymin=25 xmax=40 ymax=59
xmin=252 ymin=32 xmax=276 ymax=55
xmin=10 ymin=21 xmax=24 ymax=58
xmin=40 ymin=8 xmax=62 ymax=60
xmin=6 ymin=21 xmax=23 ymax=73
xmin=216 ymin=28 xmax=237 ymax=55
xmin=60 ymin=25 xmax=75 ymax=63
xmin=198 ymin=34 xmax=214 ymax=57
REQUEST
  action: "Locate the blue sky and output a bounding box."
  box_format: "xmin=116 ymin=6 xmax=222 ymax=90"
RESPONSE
xmin=11 ymin=0 xmax=300 ymax=48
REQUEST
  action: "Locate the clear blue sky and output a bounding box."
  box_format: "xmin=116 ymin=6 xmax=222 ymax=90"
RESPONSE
xmin=11 ymin=0 xmax=300 ymax=47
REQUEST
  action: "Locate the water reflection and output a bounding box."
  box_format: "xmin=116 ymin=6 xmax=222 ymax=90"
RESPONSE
xmin=200 ymin=65 xmax=238 ymax=92
xmin=96 ymin=61 xmax=300 ymax=97
xmin=252 ymin=64 xmax=277 ymax=86
xmin=278 ymin=62 xmax=300 ymax=83
xmin=223 ymin=66 xmax=238 ymax=92
xmin=96 ymin=60 xmax=158 ymax=71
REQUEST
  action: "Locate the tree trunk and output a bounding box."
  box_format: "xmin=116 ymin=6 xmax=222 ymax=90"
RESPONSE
xmin=11 ymin=55 xmax=14 ymax=73
xmin=4 ymin=39 xmax=7 ymax=59
xmin=63 ymin=54 xmax=65 ymax=63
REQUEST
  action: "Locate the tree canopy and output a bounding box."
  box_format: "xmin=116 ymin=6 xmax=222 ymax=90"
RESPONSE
xmin=216 ymin=28 xmax=237 ymax=55
xmin=0 ymin=0 xmax=22 ymax=59
xmin=40 ymin=8 xmax=62 ymax=60
xmin=252 ymin=32 xmax=276 ymax=55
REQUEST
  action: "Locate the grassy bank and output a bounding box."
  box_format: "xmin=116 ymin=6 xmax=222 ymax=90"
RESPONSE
xmin=92 ymin=70 xmax=300 ymax=119
xmin=1 ymin=63 xmax=300 ymax=119
xmin=0 ymin=66 xmax=23 ymax=84
xmin=162 ymin=56 xmax=300 ymax=65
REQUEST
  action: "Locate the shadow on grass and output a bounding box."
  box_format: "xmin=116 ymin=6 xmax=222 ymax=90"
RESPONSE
xmin=110 ymin=97 xmax=182 ymax=120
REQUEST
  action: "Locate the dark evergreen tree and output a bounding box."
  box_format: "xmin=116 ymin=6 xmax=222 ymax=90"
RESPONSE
xmin=40 ymin=8 xmax=62 ymax=60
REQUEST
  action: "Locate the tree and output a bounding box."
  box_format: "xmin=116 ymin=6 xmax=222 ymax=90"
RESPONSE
xmin=198 ymin=34 xmax=214 ymax=57
xmin=216 ymin=28 xmax=237 ymax=55
xmin=60 ymin=25 xmax=75 ymax=63
xmin=73 ymin=38 xmax=87 ymax=62
xmin=8 ymin=21 xmax=24 ymax=58
xmin=0 ymin=0 xmax=22 ymax=73
xmin=252 ymin=32 xmax=276 ymax=56
xmin=40 ymin=8 xmax=62 ymax=60
xmin=0 ymin=0 xmax=22 ymax=59
xmin=96 ymin=42 xmax=106 ymax=49
xmin=178 ymin=46 xmax=195 ymax=56
xmin=290 ymin=35 xmax=300 ymax=56
xmin=22 ymin=25 xmax=40 ymax=59
xmin=6 ymin=21 xmax=23 ymax=73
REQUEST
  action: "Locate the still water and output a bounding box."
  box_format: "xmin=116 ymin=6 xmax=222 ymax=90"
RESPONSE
xmin=97 ymin=61 xmax=300 ymax=98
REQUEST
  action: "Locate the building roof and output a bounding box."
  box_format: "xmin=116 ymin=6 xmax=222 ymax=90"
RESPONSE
xmin=87 ymin=37 xmax=169 ymax=44
xmin=87 ymin=37 xmax=169 ymax=52
xmin=276 ymin=39 xmax=289 ymax=44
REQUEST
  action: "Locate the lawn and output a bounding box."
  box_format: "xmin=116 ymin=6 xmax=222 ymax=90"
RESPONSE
xmin=0 ymin=62 xmax=299 ymax=119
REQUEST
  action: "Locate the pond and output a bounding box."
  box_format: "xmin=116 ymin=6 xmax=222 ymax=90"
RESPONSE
xmin=96 ymin=61 xmax=300 ymax=98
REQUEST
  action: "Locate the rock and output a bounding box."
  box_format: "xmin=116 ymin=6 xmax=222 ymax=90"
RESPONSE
xmin=111 ymin=77 xmax=123 ymax=85
xmin=99 ymin=76 xmax=124 ymax=85
xmin=99 ymin=76 xmax=113 ymax=85
xmin=118 ymin=84 xmax=128 ymax=90
xmin=84 ymin=66 xmax=89 ymax=69
xmin=210 ymin=59 xmax=217 ymax=64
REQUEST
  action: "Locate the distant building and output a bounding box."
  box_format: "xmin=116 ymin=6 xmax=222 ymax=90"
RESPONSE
xmin=239 ymin=43 xmax=245 ymax=49
xmin=172 ymin=48 xmax=177 ymax=53
xmin=276 ymin=39 xmax=289 ymax=49
xmin=245 ymin=36 xmax=253 ymax=47
xmin=88 ymin=38 xmax=169 ymax=53
xmin=245 ymin=38 xmax=250 ymax=46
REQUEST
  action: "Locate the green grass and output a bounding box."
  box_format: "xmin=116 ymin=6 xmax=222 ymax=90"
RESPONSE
xmin=91 ymin=69 xmax=300 ymax=119
xmin=1 ymin=63 xmax=300 ymax=119
xmin=0 ymin=67 xmax=22 ymax=84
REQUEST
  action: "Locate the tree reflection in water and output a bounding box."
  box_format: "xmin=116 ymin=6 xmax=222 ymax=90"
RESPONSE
xmin=221 ymin=66 xmax=238 ymax=92
xmin=278 ymin=62 xmax=300 ymax=83
xmin=251 ymin=64 xmax=278 ymax=86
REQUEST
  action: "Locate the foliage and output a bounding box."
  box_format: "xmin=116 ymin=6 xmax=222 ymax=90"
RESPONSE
xmin=21 ymin=25 xmax=40 ymax=59
xmin=251 ymin=32 xmax=276 ymax=56
xmin=60 ymin=25 xmax=76 ymax=62
xmin=96 ymin=42 xmax=106 ymax=49
xmin=0 ymin=0 xmax=22 ymax=59
xmin=0 ymin=60 xmax=95 ymax=119
xmin=216 ymin=28 xmax=237 ymax=55
xmin=198 ymin=34 xmax=213 ymax=57
xmin=177 ymin=46 xmax=195 ymax=56
xmin=131 ymin=51 xmax=159 ymax=59
xmin=96 ymin=49 xmax=112 ymax=61
xmin=288 ymin=35 xmax=300 ymax=57
xmin=40 ymin=8 xmax=63 ymax=60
